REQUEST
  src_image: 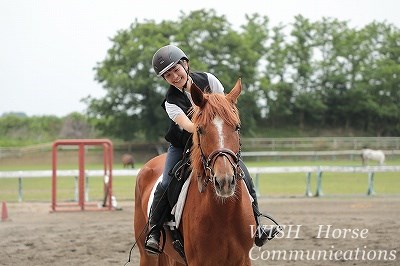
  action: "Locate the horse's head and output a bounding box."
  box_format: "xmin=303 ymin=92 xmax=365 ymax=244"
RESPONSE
xmin=190 ymin=79 xmax=242 ymax=198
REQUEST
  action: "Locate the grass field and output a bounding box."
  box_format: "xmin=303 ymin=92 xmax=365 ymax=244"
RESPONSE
xmin=1 ymin=157 xmax=399 ymax=202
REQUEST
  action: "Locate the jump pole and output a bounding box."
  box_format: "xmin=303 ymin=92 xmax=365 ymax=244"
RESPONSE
xmin=51 ymin=139 xmax=113 ymax=212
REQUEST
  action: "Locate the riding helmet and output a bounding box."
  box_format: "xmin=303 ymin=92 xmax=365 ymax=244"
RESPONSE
xmin=152 ymin=45 xmax=189 ymax=76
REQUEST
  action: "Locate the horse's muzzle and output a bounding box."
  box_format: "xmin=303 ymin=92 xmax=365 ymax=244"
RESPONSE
xmin=203 ymin=148 xmax=240 ymax=197
xmin=213 ymin=172 xmax=236 ymax=198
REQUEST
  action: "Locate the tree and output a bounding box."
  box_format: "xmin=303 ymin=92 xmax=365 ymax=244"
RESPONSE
xmin=0 ymin=114 xmax=62 ymax=146
xmin=84 ymin=11 xmax=400 ymax=139
xmin=59 ymin=112 xmax=94 ymax=139
xmin=260 ymin=24 xmax=293 ymax=127
xmin=84 ymin=19 xmax=172 ymax=141
xmin=85 ymin=9 xmax=264 ymax=140
xmin=361 ymin=23 xmax=400 ymax=135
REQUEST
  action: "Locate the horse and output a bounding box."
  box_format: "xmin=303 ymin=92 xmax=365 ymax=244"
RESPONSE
xmin=134 ymin=79 xmax=255 ymax=265
xmin=361 ymin=148 xmax=385 ymax=166
xmin=122 ymin=153 xmax=135 ymax=168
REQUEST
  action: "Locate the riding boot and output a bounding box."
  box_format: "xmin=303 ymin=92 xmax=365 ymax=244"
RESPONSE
xmin=240 ymin=161 xmax=280 ymax=247
xmin=144 ymin=183 xmax=169 ymax=255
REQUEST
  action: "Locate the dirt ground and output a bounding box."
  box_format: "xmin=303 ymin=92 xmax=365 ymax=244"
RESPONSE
xmin=1 ymin=197 xmax=399 ymax=266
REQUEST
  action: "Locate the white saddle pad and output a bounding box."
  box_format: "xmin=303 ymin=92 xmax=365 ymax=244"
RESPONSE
xmin=146 ymin=175 xmax=191 ymax=228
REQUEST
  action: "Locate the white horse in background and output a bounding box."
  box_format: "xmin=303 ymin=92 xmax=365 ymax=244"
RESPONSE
xmin=361 ymin=149 xmax=385 ymax=166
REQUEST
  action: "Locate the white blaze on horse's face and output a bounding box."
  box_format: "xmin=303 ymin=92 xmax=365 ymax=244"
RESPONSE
xmin=211 ymin=116 xmax=236 ymax=198
xmin=213 ymin=116 xmax=224 ymax=148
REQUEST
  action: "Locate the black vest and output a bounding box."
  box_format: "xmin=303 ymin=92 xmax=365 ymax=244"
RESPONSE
xmin=162 ymin=72 xmax=210 ymax=148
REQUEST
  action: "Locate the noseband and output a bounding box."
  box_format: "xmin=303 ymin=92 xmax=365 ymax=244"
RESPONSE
xmin=196 ymin=127 xmax=244 ymax=191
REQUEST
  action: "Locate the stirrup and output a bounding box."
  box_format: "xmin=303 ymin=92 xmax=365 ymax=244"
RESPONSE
xmin=253 ymin=206 xmax=282 ymax=246
xmin=255 ymin=225 xmax=281 ymax=247
xmin=144 ymin=225 xmax=166 ymax=255
xmin=144 ymin=242 xmax=162 ymax=256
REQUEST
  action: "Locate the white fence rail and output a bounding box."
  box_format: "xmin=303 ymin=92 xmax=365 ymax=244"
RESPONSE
xmin=242 ymin=137 xmax=400 ymax=150
xmin=0 ymin=169 xmax=140 ymax=179
xmin=247 ymin=165 xmax=400 ymax=197
xmin=241 ymin=149 xmax=400 ymax=158
xmin=1 ymin=166 xmax=399 ymax=201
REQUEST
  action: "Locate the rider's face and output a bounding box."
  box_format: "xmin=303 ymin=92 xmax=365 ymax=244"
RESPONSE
xmin=163 ymin=62 xmax=188 ymax=89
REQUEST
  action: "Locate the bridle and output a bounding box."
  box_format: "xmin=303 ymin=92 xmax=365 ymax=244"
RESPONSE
xmin=196 ymin=126 xmax=244 ymax=191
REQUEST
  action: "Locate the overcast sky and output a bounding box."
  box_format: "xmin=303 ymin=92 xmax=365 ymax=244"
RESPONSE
xmin=1 ymin=0 xmax=399 ymax=117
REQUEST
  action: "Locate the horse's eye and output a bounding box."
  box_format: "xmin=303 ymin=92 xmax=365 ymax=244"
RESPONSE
xmin=197 ymin=126 xmax=205 ymax=135
xmin=235 ymin=125 xmax=241 ymax=132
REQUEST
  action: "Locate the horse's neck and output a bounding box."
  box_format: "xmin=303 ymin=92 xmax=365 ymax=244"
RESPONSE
xmin=183 ymin=178 xmax=254 ymax=265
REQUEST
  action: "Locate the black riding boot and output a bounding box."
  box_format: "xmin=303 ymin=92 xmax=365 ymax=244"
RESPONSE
xmin=144 ymin=183 xmax=169 ymax=255
xmin=240 ymin=161 xmax=280 ymax=247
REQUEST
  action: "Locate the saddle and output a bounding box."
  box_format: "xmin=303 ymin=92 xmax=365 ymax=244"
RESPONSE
xmin=156 ymin=147 xmax=191 ymax=261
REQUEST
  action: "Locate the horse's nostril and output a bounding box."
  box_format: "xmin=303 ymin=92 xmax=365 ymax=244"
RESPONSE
xmin=214 ymin=176 xmax=235 ymax=191
xmin=214 ymin=178 xmax=221 ymax=190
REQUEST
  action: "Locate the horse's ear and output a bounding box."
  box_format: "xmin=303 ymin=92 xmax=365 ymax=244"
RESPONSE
xmin=226 ymin=78 xmax=242 ymax=104
xmin=190 ymin=82 xmax=207 ymax=108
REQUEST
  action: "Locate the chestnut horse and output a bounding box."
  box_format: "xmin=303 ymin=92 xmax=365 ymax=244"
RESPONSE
xmin=134 ymin=79 xmax=255 ymax=265
xmin=122 ymin=153 xmax=135 ymax=168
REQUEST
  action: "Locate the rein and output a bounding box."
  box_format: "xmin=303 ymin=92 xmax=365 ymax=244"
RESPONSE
xmin=196 ymin=127 xmax=244 ymax=190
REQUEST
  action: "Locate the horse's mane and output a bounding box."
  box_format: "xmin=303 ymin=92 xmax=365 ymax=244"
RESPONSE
xmin=190 ymin=92 xmax=240 ymax=179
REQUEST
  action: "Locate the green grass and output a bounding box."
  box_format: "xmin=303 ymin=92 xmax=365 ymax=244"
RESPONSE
xmin=1 ymin=158 xmax=400 ymax=202
xmin=251 ymin=172 xmax=399 ymax=197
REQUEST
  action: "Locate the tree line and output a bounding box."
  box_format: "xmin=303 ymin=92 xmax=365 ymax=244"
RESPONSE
xmin=0 ymin=112 xmax=95 ymax=146
xmin=84 ymin=9 xmax=400 ymax=140
xmin=3 ymin=9 xmax=399 ymax=146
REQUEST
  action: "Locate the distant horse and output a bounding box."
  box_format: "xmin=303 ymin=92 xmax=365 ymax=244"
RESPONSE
xmin=122 ymin=153 xmax=135 ymax=168
xmin=134 ymin=79 xmax=255 ymax=265
xmin=361 ymin=149 xmax=385 ymax=166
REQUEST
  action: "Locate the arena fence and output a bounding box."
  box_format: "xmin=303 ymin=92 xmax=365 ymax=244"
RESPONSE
xmin=241 ymin=150 xmax=400 ymax=160
xmin=1 ymin=166 xmax=399 ymax=202
xmin=2 ymin=137 xmax=400 ymax=159
xmin=247 ymin=165 xmax=400 ymax=197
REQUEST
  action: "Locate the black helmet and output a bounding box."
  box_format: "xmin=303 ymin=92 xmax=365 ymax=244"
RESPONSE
xmin=152 ymin=45 xmax=189 ymax=76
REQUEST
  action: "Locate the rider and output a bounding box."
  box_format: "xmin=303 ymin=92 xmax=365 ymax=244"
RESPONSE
xmin=145 ymin=44 xmax=276 ymax=255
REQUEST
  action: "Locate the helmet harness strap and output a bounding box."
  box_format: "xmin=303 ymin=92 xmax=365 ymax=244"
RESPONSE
xmin=179 ymin=60 xmax=190 ymax=90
